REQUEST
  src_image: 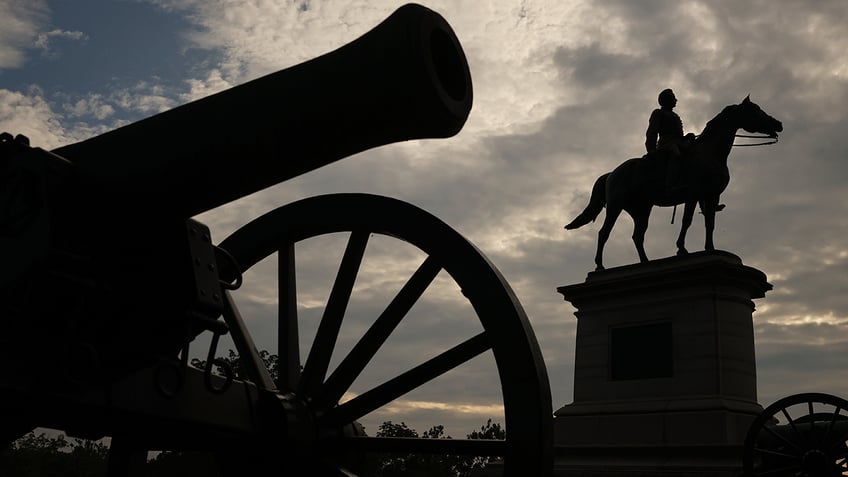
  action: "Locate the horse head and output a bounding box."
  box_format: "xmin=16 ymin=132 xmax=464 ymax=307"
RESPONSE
xmin=737 ymin=95 xmax=783 ymax=138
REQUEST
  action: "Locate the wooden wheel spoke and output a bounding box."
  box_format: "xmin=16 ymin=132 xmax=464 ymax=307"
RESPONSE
xmin=316 ymin=256 xmax=442 ymax=408
xmin=752 ymin=447 xmax=800 ymax=460
xmin=825 ymin=428 xmax=848 ymax=453
xmin=754 ymin=464 xmax=803 ymax=476
xmin=821 ymin=405 xmax=843 ymax=447
xmin=779 ymin=408 xmax=806 ymax=447
xmin=322 ymin=332 xmax=491 ymax=425
xmin=300 ymin=231 xmax=369 ymax=396
xmin=341 ymin=436 xmax=506 ymax=456
xmin=278 ymin=242 xmax=300 ymax=391
xmin=762 ymin=424 xmax=804 ymax=453
xmin=221 ymin=291 xmax=277 ymax=390
xmin=807 ymin=401 xmax=815 ymax=426
xmin=319 ymin=465 xmax=359 ymax=477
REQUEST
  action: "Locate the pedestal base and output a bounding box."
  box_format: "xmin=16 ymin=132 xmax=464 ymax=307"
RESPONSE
xmin=553 ymin=251 xmax=771 ymax=476
xmin=554 ymin=396 xmax=759 ymax=476
xmin=554 ymin=444 xmax=744 ymax=477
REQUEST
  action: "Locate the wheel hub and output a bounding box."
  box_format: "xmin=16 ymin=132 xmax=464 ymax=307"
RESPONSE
xmin=801 ymin=448 xmax=832 ymax=476
xmin=258 ymin=390 xmax=318 ymax=444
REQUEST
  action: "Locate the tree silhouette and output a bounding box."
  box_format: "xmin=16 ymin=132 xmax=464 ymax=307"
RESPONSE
xmin=190 ymin=348 xmax=278 ymax=382
xmin=366 ymin=420 xmax=504 ymax=477
xmin=465 ymin=419 xmax=505 ymax=473
xmin=0 ymin=431 xmax=109 ymax=477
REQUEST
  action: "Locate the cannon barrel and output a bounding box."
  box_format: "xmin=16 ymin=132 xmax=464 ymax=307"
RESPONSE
xmin=0 ymin=4 xmax=471 ymax=383
xmin=53 ymin=3 xmax=472 ymax=219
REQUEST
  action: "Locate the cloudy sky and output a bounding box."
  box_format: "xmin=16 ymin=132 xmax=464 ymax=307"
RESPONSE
xmin=2 ymin=0 xmax=847 ymax=441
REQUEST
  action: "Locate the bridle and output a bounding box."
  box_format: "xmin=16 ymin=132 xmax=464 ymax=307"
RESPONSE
xmin=733 ymin=133 xmax=779 ymax=147
xmin=671 ymin=131 xmax=778 ymax=224
xmin=693 ymin=132 xmax=779 ymax=147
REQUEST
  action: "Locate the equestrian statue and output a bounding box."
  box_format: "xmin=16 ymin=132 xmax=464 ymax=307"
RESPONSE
xmin=565 ymin=95 xmax=783 ymax=270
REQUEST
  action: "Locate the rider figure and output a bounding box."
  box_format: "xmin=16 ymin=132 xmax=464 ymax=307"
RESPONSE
xmin=645 ymin=89 xmax=724 ymax=210
xmin=645 ymin=88 xmax=685 ymax=156
xmin=645 ymin=88 xmax=694 ymax=194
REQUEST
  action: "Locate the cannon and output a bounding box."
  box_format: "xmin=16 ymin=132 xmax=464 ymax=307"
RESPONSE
xmin=743 ymin=393 xmax=848 ymax=476
xmin=0 ymin=4 xmax=553 ymax=476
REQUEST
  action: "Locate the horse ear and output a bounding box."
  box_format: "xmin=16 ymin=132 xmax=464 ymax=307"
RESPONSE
xmin=742 ymin=95 xmax=751 ymax=104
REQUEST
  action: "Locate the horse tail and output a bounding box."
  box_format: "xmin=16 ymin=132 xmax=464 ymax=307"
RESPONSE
xmin=564 ymin=173 xmax=608 ymax=230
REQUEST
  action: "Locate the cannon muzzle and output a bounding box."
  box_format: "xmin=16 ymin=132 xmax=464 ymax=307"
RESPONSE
xmin=53 ymin=3 xmax=472 ymax=218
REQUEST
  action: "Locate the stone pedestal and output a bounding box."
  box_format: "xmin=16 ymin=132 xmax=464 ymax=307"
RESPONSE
xmin=554 ymin=251 xmax=771 ymax=476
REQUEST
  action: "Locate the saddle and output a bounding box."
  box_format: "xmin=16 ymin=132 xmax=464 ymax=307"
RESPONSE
xmin=640 ymin=146 xmax=693 ymax=198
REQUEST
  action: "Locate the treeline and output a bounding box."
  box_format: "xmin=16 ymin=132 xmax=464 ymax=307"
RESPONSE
xmin=1 ymin=419 xmax=504 ymax=477
xmin=368 ymin=419 xmax=505 ymax=477
xmin=3 ymin=349 xmax=505 ymax=476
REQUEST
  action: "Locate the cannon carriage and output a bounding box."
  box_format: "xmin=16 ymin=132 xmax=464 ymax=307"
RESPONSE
xmin=743 ymin=393 xmax=848 ymax=476
xmin=0 ymin=4 xmax=553 ymax=476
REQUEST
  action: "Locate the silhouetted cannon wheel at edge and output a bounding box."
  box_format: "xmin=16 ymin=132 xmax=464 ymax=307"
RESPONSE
xmin=0 ymin=4 xmax=553 ymax=476
xmin=743 ymin=393 xmax=848 ymax=477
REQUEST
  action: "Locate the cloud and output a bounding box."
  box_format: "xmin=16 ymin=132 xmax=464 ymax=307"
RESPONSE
xmin=180 ymin=68 xmax=236 ymax=102
xmin=0 ymin=0 xmax=49 ymax=69
xmin=143 ymin=0 xmax=587 ymax=138
xmin=63 ymin=94 xmax=115 ymax=120
xmin=34 ymin=29 xmax=88 ymax=57
xmin=0 ymin=84 xmax=178 ymax=149
xmin=754 ymin=320 xmax=848 ymax=405
xmin=111 ymin=81 xmax=177 ymax=114
xmin=0 ymin=87 xmax=72 ymax=148
xmin=145 ymin=0 xmax=391 ymax=93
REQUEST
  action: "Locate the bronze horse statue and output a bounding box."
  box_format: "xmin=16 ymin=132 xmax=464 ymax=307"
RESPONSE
xmin=565 ymin=96 xmax=783 ymax=270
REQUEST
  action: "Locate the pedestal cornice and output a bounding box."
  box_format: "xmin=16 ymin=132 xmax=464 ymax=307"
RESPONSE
xmin=557 ymin=251 xmax=772 ymax=312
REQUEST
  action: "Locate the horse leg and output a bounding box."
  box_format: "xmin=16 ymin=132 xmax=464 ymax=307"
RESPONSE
xmin=675 ymin=201 xmax=697 ymax=255
xmin=631 ymin=207 xmax=652 ymax=263
xmin=700 ymin=196 xmax=718 ymax=250
xmin=595 ymin=206 xmax=622 ymax=271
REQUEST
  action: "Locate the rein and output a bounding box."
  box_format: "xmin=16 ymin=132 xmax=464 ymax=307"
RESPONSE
xmin=670 ymin=132 xmax=777 ymax=224
xmin=733 ymin=133 xmax=778 ymax=147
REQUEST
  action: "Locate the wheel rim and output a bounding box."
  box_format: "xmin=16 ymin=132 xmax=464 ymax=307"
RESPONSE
xmin=218 ymin=193 xmax=553 ymax=476
xmin=743 ymin=392 xmax=848 ymax=476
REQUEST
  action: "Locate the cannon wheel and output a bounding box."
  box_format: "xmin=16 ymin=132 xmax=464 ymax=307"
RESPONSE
xmin=743 ymin=392 xmax=848 ymax=476
xmin=216 ymin=193 xmax=553 ymax=476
